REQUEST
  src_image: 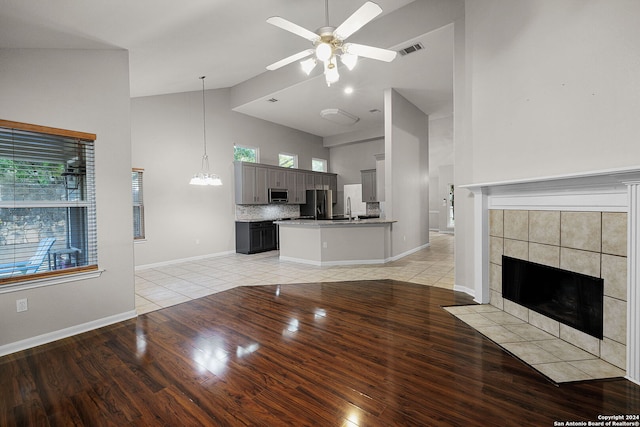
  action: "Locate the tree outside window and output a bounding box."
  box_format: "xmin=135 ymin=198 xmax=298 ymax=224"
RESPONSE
xmin=234 ymin=145 xmax=258 ymax=163
xmin=312 ymin=158 xmax=327 ymax=172
xmin=279 ymin=153 xmax=297 ymax=168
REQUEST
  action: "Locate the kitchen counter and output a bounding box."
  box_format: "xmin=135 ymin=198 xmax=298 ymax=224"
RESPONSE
xmin=274 ymin=218 xmax=394 ymax=226
xmin=276 ymin=218 xmax=396 ymax=266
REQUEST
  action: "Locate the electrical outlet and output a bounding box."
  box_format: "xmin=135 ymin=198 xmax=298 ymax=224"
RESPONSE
xmin=16 ymin=298 xmax=28 ymax=313
xmin=322 ymin=242 xmax=327 ymax=248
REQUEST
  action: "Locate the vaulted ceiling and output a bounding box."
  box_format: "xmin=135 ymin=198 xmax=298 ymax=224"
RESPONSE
xmin=0 ymin=0 xmax=456 ymax=138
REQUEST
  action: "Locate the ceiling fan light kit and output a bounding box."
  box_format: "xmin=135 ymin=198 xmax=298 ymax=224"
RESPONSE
xmin=266 ymin=1 xmax=397 ymax=87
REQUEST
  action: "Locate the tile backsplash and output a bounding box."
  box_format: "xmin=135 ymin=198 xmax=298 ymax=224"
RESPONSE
xmin=235 ymin=204 xmax=300 ymax=221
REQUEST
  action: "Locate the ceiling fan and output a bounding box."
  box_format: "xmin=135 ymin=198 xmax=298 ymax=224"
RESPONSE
xmin=266 ymin=0 xmax=397 ymax=86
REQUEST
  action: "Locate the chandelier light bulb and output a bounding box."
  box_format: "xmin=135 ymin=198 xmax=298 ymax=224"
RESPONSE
xmin=315 ymin=42 xmax=333 ymax=62
xmin=300 ymin=57 xmax=317 ymax=75
xmin=341 ymin=52 xmax=358 ymax=71
xmin=324 ymin=57 xmax=340 ymax=86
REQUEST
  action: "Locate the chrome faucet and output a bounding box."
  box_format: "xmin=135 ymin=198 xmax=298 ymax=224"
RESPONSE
xmin=346 ymin=196 xmax=352 ymax=220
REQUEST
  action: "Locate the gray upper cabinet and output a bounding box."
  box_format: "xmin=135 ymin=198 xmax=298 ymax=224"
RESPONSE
xmin=235 ymin=162 xmax=268 ymax=204
xmin=325 ymin=174 xmax=338 ymax=203
xmin=361 ymin=169 xmax=377 ymax=202
xmin=287 ymin=170 xmax=306 ymax=204
xmin=235 ymin=161 xmax=336 ymax=205
xmin=306 ymin=172 xmax=320 ymax=190
xmin=269 ymin=168 xmax=287 ymax=188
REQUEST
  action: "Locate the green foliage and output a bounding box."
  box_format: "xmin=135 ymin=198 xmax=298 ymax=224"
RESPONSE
xmin=279 ymin=154 xmax=295 ymax=168
xmin=234 ymin=146 xmax=257 ymax=163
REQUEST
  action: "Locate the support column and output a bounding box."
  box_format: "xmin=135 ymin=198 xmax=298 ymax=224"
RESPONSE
xmin=626 ymin=181 xmax=640 ymax=385
xmin=469 ymin=186 xmax=489 ymax=304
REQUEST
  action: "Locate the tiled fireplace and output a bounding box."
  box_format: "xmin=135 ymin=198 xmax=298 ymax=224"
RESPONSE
xmin=462 ymin=167 xmax=640 ymax=385
xmin=488 ymin=209 xmax=626 ymax=370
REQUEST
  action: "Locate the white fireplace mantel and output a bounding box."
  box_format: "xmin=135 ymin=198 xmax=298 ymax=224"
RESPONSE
xmin=460 ymin=166 xmax=640 ymax=386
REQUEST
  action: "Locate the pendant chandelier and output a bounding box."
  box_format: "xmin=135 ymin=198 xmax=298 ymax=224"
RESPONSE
xmin=189 ymin=76 xmax=222 ymax=186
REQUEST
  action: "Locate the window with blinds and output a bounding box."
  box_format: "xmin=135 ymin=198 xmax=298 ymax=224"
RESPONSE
xmin=0 ymin=120 xmax=98 ymax=284
xmin=132 ymin=169 xmax=145 ymax=240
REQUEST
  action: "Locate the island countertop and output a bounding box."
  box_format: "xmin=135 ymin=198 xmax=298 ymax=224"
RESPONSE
xmin=274 ymin=218 xmax=396 ymax=226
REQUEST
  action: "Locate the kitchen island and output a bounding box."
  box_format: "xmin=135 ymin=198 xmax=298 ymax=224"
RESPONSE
xmin=274 ymin=218 xmax=396 ymax=266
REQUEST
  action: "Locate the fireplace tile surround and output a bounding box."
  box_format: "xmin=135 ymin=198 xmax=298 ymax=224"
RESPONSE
xmin=489 ymin=209 xmax=627 ymax=370
xmin=461 ymin=167 xmax=640 ymax=385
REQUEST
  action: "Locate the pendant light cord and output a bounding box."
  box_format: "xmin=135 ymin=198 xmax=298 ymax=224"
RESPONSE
xmin=200 ymin=76 xmax=207 ymax=158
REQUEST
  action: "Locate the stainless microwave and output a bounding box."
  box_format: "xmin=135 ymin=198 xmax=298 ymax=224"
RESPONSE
xmin=268 ymin=188 xmax=288 ymax=204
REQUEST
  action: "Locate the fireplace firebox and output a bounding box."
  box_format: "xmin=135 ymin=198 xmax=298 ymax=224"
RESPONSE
xmin=502 ymin=256 xmax=604 ymax=339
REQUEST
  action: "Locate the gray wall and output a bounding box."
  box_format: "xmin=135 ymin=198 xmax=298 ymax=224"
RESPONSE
xmin=385 ymin=89 xmax=430 ymax=257
xmin=455 ymin=0 xmax=640 ymax=298
xmin=329 ymin=138 xmax=384 ymax=215
xmin=131 ymin=89 xmax=328 ymax=266
xmin=0 ymin=48 xmax=134 ymax=350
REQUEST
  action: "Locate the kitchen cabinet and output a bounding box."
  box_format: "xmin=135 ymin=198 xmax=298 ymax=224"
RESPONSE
xmin=324 ymin=174 xmax=338 ymax=203
xmin=361 ymin=169 xmax=377 ymax=202
xmin=234 ymin=161 xmax=337 ymax=205
xmin=235 ymin=221 xmax=277 ymax=254
xmin=234 ymin=162 xmax=268 ymax=204
xmin=287 ymin=170 xmax=306 ymax=204
xmin=269 ymin=168 xmax=287 ymax=188
xmin=306 ymin=172 xmax=320 ymax=190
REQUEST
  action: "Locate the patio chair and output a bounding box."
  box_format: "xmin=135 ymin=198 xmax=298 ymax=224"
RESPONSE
xmin=0 ymin=237 xmax=56 ymax=278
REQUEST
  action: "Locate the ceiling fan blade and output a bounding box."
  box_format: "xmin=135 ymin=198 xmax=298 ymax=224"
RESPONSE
xmin=333 ymin=1 xmax=382 ymax=41
xmin=267 ymin=17 xmax=320 ymax=43
xmin=344 ymin=43 xmax=397 ymax=62
xmin=266 ymin=49 xmax=315 ymax=71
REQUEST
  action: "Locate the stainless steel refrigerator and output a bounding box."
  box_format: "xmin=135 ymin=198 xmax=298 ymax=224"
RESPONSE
xmin=300 ymin=190 xmax=333 ymax=219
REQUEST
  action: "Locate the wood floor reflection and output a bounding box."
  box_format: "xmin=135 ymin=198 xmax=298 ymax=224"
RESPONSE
xmin=2 ymin=280 xmax=639 ymax=426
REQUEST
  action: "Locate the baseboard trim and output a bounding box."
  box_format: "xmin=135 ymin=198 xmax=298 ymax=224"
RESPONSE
xmin=388 ymin=243 xmax=431 ymax=262
xmin=279 ymin=256 xmax=387 ymax=267
xmin=0 ymin=310 xmax=137 ymax=357
xmin=454 ymin=284 xmax=476 ymax=299
xmin=136 ymin=251 xmax=236 ymax=271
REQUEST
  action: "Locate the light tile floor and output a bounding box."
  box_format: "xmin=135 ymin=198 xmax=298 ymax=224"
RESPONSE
xmin=444 ymin=304 xmax=626 ymax=383
xmin=135 ymin=232 xmax=455 ymax=314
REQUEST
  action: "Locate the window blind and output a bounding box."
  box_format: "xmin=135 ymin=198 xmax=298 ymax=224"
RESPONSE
xmin=0 ymin=124 xmax=98 ymax=283
xmin=132 ymin=169 xmax=145 ymax=240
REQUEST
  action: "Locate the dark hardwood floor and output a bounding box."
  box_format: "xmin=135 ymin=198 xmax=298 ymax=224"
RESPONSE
xmin=1 ymin=280 xmax=639 ymax=426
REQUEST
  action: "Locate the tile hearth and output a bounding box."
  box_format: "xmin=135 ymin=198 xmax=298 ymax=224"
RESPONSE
xmin=444 ymin=304 xmax=626 ymax=384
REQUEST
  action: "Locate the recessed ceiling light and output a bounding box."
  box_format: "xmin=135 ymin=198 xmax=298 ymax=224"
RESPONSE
xmin=344 ymin=86 xmax=354 ymax=95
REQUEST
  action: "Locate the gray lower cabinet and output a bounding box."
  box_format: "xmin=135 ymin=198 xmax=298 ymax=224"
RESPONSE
xmin=235 ymin=221 xmax=277 ymax=254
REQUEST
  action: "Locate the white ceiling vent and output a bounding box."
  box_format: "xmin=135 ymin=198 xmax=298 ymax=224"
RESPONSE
xmin=398 ymin=42 xmax=424 ymax=56
xmin=320 ymin=108 xmax=360 ymax=126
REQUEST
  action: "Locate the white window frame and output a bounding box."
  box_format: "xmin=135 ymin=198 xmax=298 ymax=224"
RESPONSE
xmin=278 ymin=152 xmax=298 ymax=168
xmin=312 ymin=158 xmax=328 ymax=172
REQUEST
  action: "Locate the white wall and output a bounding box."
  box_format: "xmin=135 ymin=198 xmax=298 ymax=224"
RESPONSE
xmin=469 ymin=0 xmax=640 ymax=182
xmin=131 ymin=89 xmax=328 ymax=266
xmin=0 ymin=49 xmax=134 ymax=350
xmin=385 ymin=89 xmax=430 ymax=257
xmin=456 ymin=0 xmax=640 ymax=298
